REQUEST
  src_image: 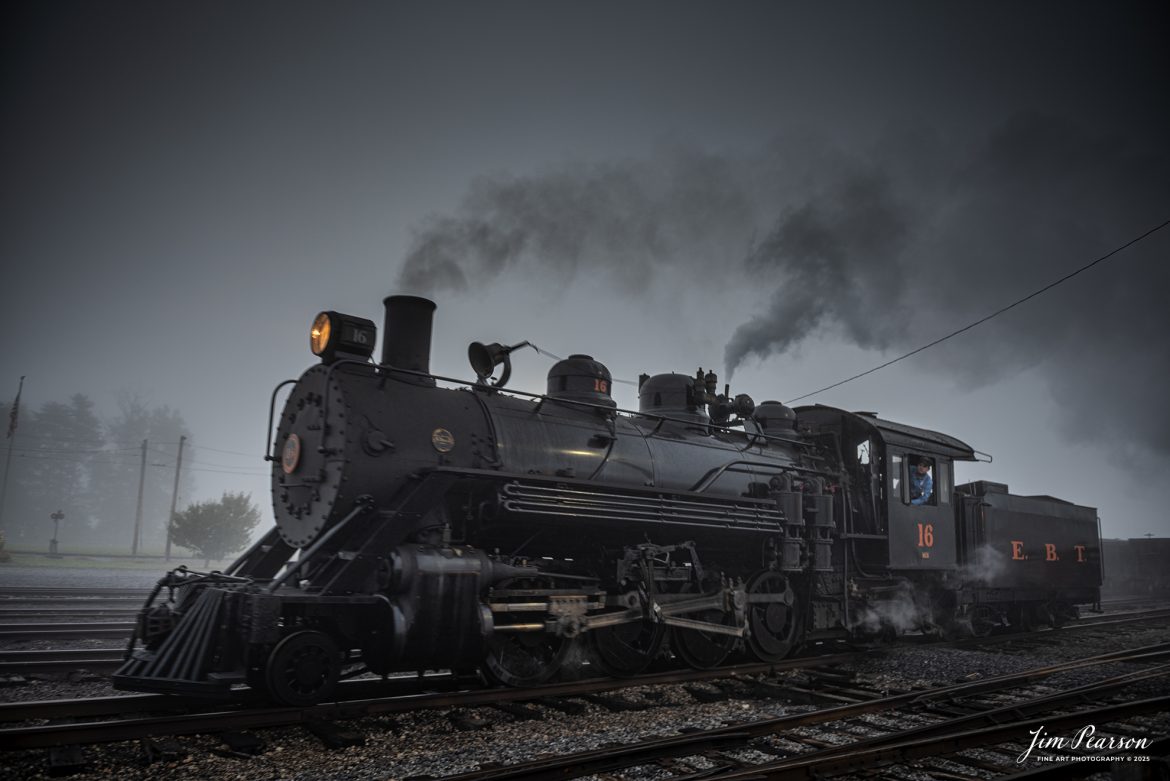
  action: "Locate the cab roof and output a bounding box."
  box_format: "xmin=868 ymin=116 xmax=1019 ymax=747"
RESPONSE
xmin=796 ymin=404 xmax=977 ymax=461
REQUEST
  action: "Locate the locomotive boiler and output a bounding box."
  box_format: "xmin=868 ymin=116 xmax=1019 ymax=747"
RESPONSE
xmin=114 ymin=295 xmax=1102 ymax=705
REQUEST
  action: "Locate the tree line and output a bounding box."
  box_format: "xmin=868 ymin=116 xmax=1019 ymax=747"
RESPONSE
xmin=1 ymin=393 xmax=259 ymax=561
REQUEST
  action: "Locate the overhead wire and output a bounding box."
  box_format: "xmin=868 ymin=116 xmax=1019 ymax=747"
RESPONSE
xmin=189 ymin=444 xmax=259 ymax=458
xmin=784 ymin=217 xmax=1170 ymax=404
xmin=530 ymin=344 xmax=639 ymax=386
xmin=3 ymin=445 xmax=267 ymax=474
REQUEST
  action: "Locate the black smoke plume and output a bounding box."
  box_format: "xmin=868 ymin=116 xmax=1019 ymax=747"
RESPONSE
xmin=722 ymin=170 xmax=912 ymax=374
xmin=398 ymin=148 xmax=763 ymax=295
xmin=396 ymin=116 xmax=1170 ymax=460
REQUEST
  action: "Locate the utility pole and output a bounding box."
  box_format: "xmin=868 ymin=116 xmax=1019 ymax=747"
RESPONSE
xmin=0 ymin=376 xmax=26 ymax=533
xmin=165 ymin=435 xmax=186 ymax=561
xmin=132 ymin=439 xmax=146 ymax=556
xmin=49 ymin=510 xmax=63 ymax=556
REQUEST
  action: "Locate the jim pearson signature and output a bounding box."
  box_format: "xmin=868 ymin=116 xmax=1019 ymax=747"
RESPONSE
xmin=1018 ymin=725 xmax=1152 ymax=763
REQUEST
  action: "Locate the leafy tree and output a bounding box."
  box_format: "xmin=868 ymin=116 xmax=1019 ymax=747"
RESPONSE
xmin=1 ymin=392 xmax=196 ymax=553
xmin=1 ymin=395 xmax=104 ymax=545
xmin=169 ymin=492 xmax=260 ymax=566
xmin=23 ymin=395 xmax=104 ymax=523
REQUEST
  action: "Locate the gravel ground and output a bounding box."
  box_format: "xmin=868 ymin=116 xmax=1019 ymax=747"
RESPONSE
xmin=0 ymin=689 xmax=805 ymax=781
xmin=2 ymin=570 xmax=1168 ymax=780
xmin=853 ymin=624 xmax=1170 ymax=699
xmin=3 ymin=626 xmax=1167 ymax=781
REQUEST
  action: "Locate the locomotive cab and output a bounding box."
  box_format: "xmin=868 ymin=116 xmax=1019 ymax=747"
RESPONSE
xmin=796 ymin=405 xmax=975 ymax=576
xmin=796 ymin=404 xmax=1100 ymax=638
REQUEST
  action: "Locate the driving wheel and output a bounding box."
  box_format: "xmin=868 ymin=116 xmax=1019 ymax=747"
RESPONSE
xmin=745 ymin=571 xmax=800 ymax=662
xmin=591 ymin=619 xmax=665 ymax=676
xmin=483 ymin=631 xmax=572 ymax=687
xmin=670 ymin=584 xmax=737 ymax=670
xmin=482 ymin=577 xmax=573 ymax=686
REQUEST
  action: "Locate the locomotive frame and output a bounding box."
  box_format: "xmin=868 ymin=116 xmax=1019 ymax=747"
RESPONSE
xmin=114 ymin=295 xmax=1102 ymax=706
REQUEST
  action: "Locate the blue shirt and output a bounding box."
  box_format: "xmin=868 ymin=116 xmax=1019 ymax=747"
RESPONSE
xmin=910 ymin=471 xmax=933 ymax=505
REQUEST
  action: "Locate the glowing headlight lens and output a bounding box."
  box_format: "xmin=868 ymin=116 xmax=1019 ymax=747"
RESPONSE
xmin=310 ymin=312 xmax=332 ymax=355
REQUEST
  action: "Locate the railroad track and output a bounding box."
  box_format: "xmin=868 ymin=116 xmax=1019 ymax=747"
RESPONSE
xmin=0 ymin=607 xmax=140 ymax=617
xmin=0 ymin=588 xmax=150 ymax=599
xmin=435 ymin=644 xmax=1170 ymax=780
xmin=0 ymin=588 xmax=147 ymax=626
xmin=3 ymin=613 xmax=1169 ymax=778
xmin=0 ymin=648 xmax=124 ymax=675
xmin=4 ymin=640 xmax=1168 ymax=780
xmin=0 ymin=650 xmax=869 ymax=749
xmin=0 ymin=622 xmax=135 ymax=640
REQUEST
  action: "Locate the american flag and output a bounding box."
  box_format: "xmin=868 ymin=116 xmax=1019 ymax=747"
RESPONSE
xmin=6 ymin=377 xmax=24 ymax=438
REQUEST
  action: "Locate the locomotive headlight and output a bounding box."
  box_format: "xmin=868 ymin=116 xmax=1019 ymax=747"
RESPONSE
xmin=310 ymin=313 xmax=332 ymax=356
xmin=309 ymin=311 xmax=377 ymax=365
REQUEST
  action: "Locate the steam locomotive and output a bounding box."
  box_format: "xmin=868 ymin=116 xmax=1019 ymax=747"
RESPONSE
xmin=114 ymin=295 xmax=1102 ymax=705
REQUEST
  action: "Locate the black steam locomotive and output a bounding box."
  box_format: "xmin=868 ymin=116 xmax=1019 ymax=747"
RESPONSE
xmin=114 ymin=295 xmax=1102 ymax=705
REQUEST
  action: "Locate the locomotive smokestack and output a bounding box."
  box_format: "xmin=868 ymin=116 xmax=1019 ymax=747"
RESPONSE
xmin=382 ymin=295 xmax=437 ymax=380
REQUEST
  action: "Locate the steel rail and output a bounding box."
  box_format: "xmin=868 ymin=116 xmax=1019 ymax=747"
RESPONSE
xmin=0 ymin=693 xmax=175 ymax=723
xmin=0 ymin=607 xmax=1165 ymax=750
xmin=0 ymin=589 xmax=149 ymax=598
xmin=0 ymin=608 xmax=139 ymax=616
xmin=0 ymin=648 xmax=124 ymax=663
xmin=710 ymin=696 xmax=1170 ymax=780
xmin=0 ymin=651 xmax=867 ymax=750
xmin=0 ymin=603 xmax=143 ymax=607
xmin=0 ymin=622 xmax=135 ymax=640
xmin=0 ymin=672 xmax=466 ymax=723
xmin=927 ymin=607 xmax=1170 ymax=653
xmin=0 ymin=658 xmax=123 ymax=675
xmin=435 ymin=645 xmax=1170 ymax=781
xmin=6 ymin=638 xmax=1169 ymax=753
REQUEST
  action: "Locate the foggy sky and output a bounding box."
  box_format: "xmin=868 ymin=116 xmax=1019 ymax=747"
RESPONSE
xmin=397 ymin=117 xmax=1170 ymax=463
xmin=2 ymin=1 xmax=1167 ymax=545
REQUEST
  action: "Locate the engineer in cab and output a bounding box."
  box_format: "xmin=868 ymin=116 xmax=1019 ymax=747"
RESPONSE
xmin=910 ymin=458 xmax=933 ymax=506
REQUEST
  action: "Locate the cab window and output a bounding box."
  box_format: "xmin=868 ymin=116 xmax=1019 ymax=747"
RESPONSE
xmin=907 ymin=456 xmax=936 ymax=506
xmin=890 ymin=453 xmax=903 ymax=498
